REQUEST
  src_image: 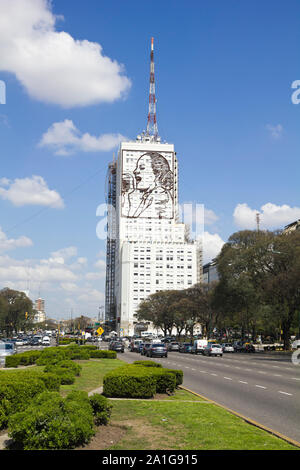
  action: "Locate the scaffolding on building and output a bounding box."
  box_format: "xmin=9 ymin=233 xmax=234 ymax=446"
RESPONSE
xmin=104 ymin=160 xmax=117 ymax=332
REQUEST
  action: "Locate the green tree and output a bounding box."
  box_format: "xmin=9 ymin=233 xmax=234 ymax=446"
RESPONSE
xmin=136 ymin=291 xmax=176 ymax=336
xmin=0 ymin=288 xmax=34 ymax=336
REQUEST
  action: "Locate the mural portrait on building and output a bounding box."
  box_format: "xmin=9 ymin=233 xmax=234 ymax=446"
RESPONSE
xmin=122 ymin=152 xmax=174 ymax=218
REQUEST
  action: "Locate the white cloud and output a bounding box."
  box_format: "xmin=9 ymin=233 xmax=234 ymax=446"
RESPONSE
xmin=0 ymin=175 xmax=64 ymax=208
xmin=94 ymin=259 xmax=106 ymax=269
xmin=39 ymin=119 xmax=126 ymax=155
xmin=204 ymin=208 xmax=219 ymax=226
xmin=266 ymin=124 xmax=283 ymax=139
xmin=201 ymin=231 xmax=225 ymax=264
xmin=233 ymin=202 xmax=300 ymax=230
xmin=85 ymin=272 xmax=106 ymax=280
xmin=0 ymin=0 xmax=131 ymax=108
xmin=51 ymin=246 xmax=77 ymax=261
xmin=0 ymin=227 xmax=33 ymax=253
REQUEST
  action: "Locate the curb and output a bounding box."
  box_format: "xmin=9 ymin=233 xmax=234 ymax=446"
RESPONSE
xmin=179 ymin=385 xmax=300 ymax=449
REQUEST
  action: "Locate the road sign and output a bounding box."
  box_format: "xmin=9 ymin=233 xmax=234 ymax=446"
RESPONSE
xmin=96 ymin=327 xmax=104 ymax=336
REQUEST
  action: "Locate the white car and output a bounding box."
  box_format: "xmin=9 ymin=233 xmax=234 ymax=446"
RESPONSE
xmin=292 ymin=339 xmax=300 ymax=350
xmin=203 ymin=343 xmax=223 ymax=357
xmin=222 ymin=343 xmax=235 ymax=353
xmin=42 ymin=336 xmax=50 ymax=346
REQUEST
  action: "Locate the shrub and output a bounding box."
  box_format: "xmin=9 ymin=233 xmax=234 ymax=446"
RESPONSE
xmin=0 ymin=374 xmax=46 ymax=429
xmin=8 ymin=390 xmax=95 ymax=450
xmin=36 ymin=347 xmax=67 ymax=366
xmin=5 ymin=355 xmax=20 ymax=368
xmin=44 ymin=360 xmax=82 ymax=377
xmin=5 ymin=350 xmax=42 ymax=368
xmin=67 ymin=349 xmax=91 ymax=360
xmin=89 ymin=393 xmax=112 ymax=426
xmin=151 ymin=369 xmax=176 ymax=394
xmin=19 ymin=350 xmax=42 ymax=366
xmin=133 ymin=360 xmax=162 ymax=368
xmin=0 ymin=405 xmax=6 ymax=429
xmin=103 ymin=365 xmax=156 ymax=398
xmin=90 ymin=350 xmax=117 ymax=359
xmin=164 ymin=368 xmax=183 ymax=386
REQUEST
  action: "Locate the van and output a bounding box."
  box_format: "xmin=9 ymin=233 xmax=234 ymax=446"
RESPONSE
xmin=191 ymin=339 xmax=208 ymax=355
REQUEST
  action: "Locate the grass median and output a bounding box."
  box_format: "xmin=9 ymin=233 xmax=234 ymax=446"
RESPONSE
xmin=2 ymin=357 xmax=298 ymax=450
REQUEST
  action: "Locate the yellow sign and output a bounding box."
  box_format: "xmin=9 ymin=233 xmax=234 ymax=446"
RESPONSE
xmin=96 ymin=327 xmax=104 ymax=336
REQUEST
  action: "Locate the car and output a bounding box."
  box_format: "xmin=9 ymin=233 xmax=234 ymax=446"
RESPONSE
xmin=129 ymin=339 xmax=143 ymax=352
xmin=292 ymin=339 xmax=300 ymax=350
xmin=179 ymin=343 xmax=193 ymax=353
xmin=146 ymin=343 xmax=168 ymax=358
xmin=221 ymin=343 xmax=235 ymax=353
xmin=29 ymin=337 xmax=41 ymax=346
xmin=109 ymin=341 xmax=124 ymax=353
xmin=141 ymin=343 xmax=152 ymax=356
xmin=167 ymin=342 xmax=180 ymax=352
xmin=42 ymin=336 xmax=51 ymax=346
xmin=242 ymin=343 xmax=255 ymax=353
xmin=233 ymin=341 xmax=244 ymax=352
xmin=203 ymin=343 xmax=223 ymax=357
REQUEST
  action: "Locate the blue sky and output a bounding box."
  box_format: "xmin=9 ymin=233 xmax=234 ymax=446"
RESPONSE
xmin=0 ymin=0 xmax=300 ymax=320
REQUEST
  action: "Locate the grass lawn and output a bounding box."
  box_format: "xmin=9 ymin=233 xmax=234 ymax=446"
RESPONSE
xmin=107 ymin=397 xmax=298 ymax=450
xmin=60 ymin=358 xmax=124 ymax=396
xmin=2 ymin=359 xmax=298 ymax=450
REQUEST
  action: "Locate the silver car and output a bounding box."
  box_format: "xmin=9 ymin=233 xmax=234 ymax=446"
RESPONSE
xmin=203 ymin=343 xmax=223 ymax=357
xmin=222 ymin=343 xmax=234 ymax=353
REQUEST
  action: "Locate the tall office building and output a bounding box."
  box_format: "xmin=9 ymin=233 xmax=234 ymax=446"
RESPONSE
xmin=105 ymin=39 xmax=202 ymax=336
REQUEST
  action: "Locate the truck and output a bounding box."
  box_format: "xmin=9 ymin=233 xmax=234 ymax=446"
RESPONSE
xmin=191 ymin=339 xmax=208 ymax=355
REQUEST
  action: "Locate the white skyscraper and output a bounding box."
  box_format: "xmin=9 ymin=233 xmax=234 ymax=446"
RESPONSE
xmin=105 ymin=39 xmax=202 ymax=336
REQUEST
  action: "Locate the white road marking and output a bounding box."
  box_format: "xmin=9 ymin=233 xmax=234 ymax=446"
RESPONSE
xmin=239 ymin=381 xmax=248 ymax=384
xmin=255 ymin=385 xmax=267 ymax=389
xmin=224 ymin=377 xmax=232 ymax=380
xmin=278 ymin=391 xmax=293 ymax=396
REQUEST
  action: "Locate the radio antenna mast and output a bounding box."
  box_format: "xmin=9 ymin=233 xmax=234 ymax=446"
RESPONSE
xmin=146 ymin=37 xmax=159 ymax=140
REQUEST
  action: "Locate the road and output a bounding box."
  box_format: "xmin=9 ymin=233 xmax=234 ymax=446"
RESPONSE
xmin=118 ymin=349 xmax=300 ymax=443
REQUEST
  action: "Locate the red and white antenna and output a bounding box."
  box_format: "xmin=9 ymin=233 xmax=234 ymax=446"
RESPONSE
xmin=146 ymin=37 xmax=159 ymax=139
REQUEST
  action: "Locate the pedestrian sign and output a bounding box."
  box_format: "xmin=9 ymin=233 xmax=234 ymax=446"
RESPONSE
xmin=96 ymin=327 xmax=104 ymax=336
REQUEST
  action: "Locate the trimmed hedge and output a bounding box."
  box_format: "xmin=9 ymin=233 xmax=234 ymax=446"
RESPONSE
xmin=103 ymin=363 xmax=183 ymax=398
xmin=44 ymin=360 xmax=82 ymax=385
xmin=8 ymin=390 xmax=95 ymax=450
xmin=165 ymin=368 xmax=183 ymax=386
xmin=89 ymin=393 xmax=112 ymax=425
xmin=103 ymin=365 xmax=156 ymax=398
xmin=0 ymin=374 xmax=46 ymax=429
xmin=133 ymin=360 xmax=162 ymax=368
xmin=90 ymin=350 xmax=117 ymax=359
xmin=36 ymin=347 xmax=68 ymax=366
xmin=150 ymin=369 xmax=176 ymax=394
xmin=5 ymin=350 xmax=42 ymax=368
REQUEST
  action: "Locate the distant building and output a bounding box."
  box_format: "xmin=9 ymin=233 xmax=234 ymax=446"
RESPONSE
xmin=203 ymin=262 xmax=219 ymax=284
xmin=283 ymin=219 xmax=300 ymax=234
xmin=34 ymin=297 xmax=46 ymax=323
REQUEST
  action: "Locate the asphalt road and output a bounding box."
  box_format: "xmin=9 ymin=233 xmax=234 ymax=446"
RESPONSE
xmin=119 ymin=349 xmax=300 ymax=443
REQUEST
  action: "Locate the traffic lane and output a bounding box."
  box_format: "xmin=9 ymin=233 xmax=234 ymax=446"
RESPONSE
xmin=168 ymin=351 xmax=300 ymax=379
xmin=163 ymin=354 xmax=300 ymax=401
xmin=119 ymin=351 xmax=300 ymax=443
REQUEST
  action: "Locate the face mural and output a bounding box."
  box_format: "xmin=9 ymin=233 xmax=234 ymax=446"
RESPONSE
xmin=122 ymin=152 xmax=174 ymax=218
